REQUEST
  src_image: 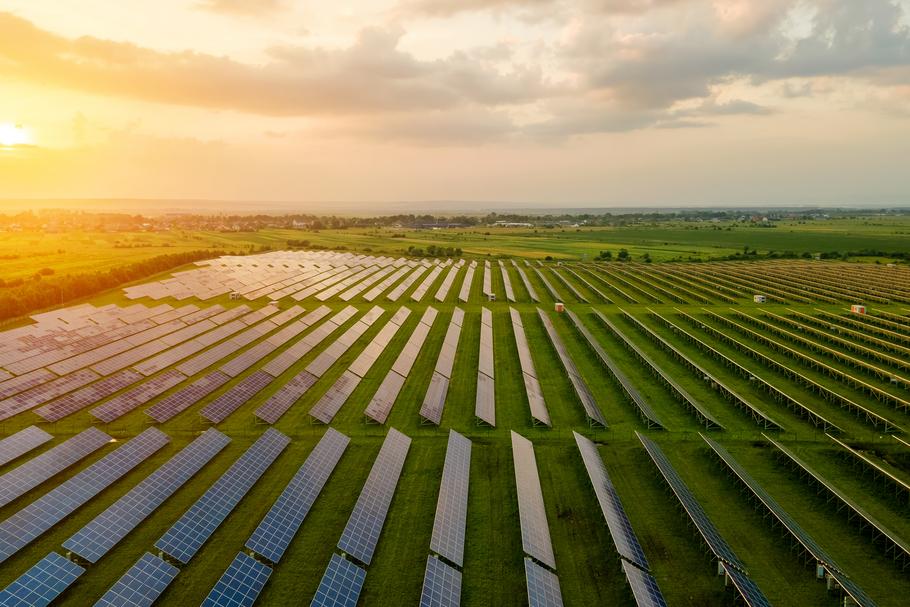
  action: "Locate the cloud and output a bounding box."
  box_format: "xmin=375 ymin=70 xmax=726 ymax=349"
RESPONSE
xmin=196 ymin=0 xmax=287 ymax=17
xmin=0 ymin=13 xmax=550 ymax=117
xmin=398 ymin=0 xmax=554 ymax=18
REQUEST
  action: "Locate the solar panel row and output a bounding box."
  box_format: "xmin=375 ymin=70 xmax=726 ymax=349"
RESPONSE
xmin=475 ymin=308 xmax=496 ymax=426
xmin=0 ymin=426 xmax=52 ymax=468
xmin=419 ymin=556 xmax=462 ymax=607
xmin=0 ymin=368 xmax=100 ymax=422
xmin=146 ymin=371 xmax=231 ymax=423
xmin=524 ymin=558 xmax=564 ymax=607
xmin=255 ymin=371 xmax=318 ymax=424
xmin=310 ymin=553 xmax=367 ymax=607
xmin=90 ymin=369 xmax=187 ymax=423
xmin=337 ymin=428 xmax=411 ymax=566
xmin=35 ymin=369 xmax=145 ymax=422
xmin=0 ymin=426 xmax=112 ymax=508
xmin=511 ymin=432 xmax=556 ymax=570
xmin=155 ymin=428 xmax=289 ymax=564
xmin=510 ymin=308 xmax=550 ymax=426
xmin=434 ymin=263 xmax=462 ymax=302
xmin=201 ymin=370 xmax=276 ymax=424
xmin=428 ymin=430 xmax=472 ymax=567
xmin=500 ymin=262 xmax=516 ymax=302
xmin=0 ymin=551 xmax=84 ymax=607
xmin=418 ymin=307 xmax=464 ymax=424
xmin=262 ymin=306 xmax=347 ymax=377
xmin=95 ymin=551 xmax=179 ymax=607
xmin=63 ymin=428 xmax=231 ymax=563
xmin=201 ymin=552 xmax=272 ymax=607
xmin=386 ymin=266 xmax=427 ymax=301
xmin=306 ymin=307 xmax=385 ymax=378
xmin=458 ymin=263 xmax=476 ymax=303
xmin=0 ymin=427 xmax=169 ymax=564
xmin=537 ymin=310 xmax=608 ymax=428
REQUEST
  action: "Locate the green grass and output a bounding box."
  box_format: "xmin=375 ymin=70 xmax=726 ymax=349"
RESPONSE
xmin=0 ymin=245 xmax=909 ymax=606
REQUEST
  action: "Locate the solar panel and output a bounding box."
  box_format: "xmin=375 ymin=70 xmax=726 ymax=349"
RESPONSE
xmin=63 ymin=429 xmax=231 ymax=563
xmin=310 ymin=553 xmax=366 ymax=607
xmin=309 ymin=370 xmax=362 ymax=424
xmin=524 ymin=558 xmax=563 ymax=607
xmin=246 ymin=428 xmax=350 ymax=563
xmin=255 ymin=371 xmax=318 ymax=424
xmin=0 ymin=426 xmax=52 ymax=468
xmin=146 ymin=371 xmax=231 ymax=423
xmin=429 ymin=430 xmax=471 ymax=567
xmin=36 ymin=369 xmax=144 ymax=422
xmin=363 ymin=370 xmax=406 ymax=424
xmin=573 ymin=432 xmax=650 ymax=570
xmin=155 ymin=428 xmax=289 ymax=564
xmin=0 ymin=552 xmax=84 ymax=607
xmin=511 ymin=432 xmax=556 ymax=569
xmin=539 ymin=310 xmax=609 ymax=428
xmin=91 ymin=369 xmax=187 ymax=423
xmin=636 ymin=432 xmax=746 ymax=572
xmin=621 ymin=560 xmax=668 ymax=607
xmin=720 ymin=562 xmax=772 ymax=607
xmin=419 ymin=556 xmax=462 ymax=607
xmin=0 ymin=427 xmax=169 ymax=564
xmin=95 ymin=552 xmax=179 ymax=607
xmin=202 ymin=552 xmax=272 ymax=607
xmin=511 ymin=308 xmax=550 ymax=426
xmin=337 ymin=428 xmax=411 ymax=565
xmin=0 ymin=426 xmax=112 ymax=508
xmin=474 ymin=371 xmax=495 ymax=427
xmin=201 ymin=370 xmax=275 ymax=423
xmin=419 ymin=372 xmax=450 ymax=426
xmin=0 ymin=368 xmax=100 ymax=421
xmin=458 ymin=265 xmax=475 ymax=303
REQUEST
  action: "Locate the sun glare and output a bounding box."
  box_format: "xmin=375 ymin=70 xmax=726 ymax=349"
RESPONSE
xmin=0 ymin=123 xmax=31 ymax=147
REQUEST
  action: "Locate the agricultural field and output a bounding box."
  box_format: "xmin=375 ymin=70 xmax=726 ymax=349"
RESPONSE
xmin=2 ymin=213 xmax=909 ymax=283
xmin=0 ymin=246 xmax=909 ymax=607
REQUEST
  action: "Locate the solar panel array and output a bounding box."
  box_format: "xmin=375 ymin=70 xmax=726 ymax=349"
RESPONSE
xmin=0 ymin=552 xmax=84 ymax=607
xmin=337 ymin=428 xmax=411 ymax=565
xmin=524 ymin=558 xmax=564 ymax=607
xmin=0 ymin=426 xmax=52 ymax=468
xmin=155 ymin=428 xmax=289 ymax=564
xmin=201 ymin=370 xmax=275 ymax=423
xmin=262 ymin=306 xmax=347 ymax=377
xmin=0 ymin=427 xmax=169 ymax=564
xmin=91 ymin=369 xmax=187 ymax=423
xmin=255 ymin=370 xmax=318 ymax=424
xmin=35 ymin=369 xmax=144 ymax=422
xmin=428 ymin=430 xmax=472 ymax=567
xmin=0 ymin=426 xmax=111 ymax=508
xmin=63 ymin=428 xmax=231 ymax=563
xmin=500 ymin=261 xmax=516 ymax=302
xmin=0 ymin=368 xmax=100 ymax=421
xmin=95 ymin=552 xmax=179 ymax=607
xmin=411 ymin=265 xmax=444 ymax=302
xmin=475 ymin=308 xmax=496 ymax=426
xmin=420 ymin=308 xmax=464 ymax=425
xmin=532 ymin=268 xmax=561 ymax=301
xmin=246 ymin=428 xmax=350 ymax=563
xmin=510 ymin=308 xmax=550 ymax=426
xmin=310 ymin=308 xmax=410 ymax=424
xmin=511 ymin=432 xmax=556 ymax=570
xmin=387 ymin=265 xmax=427 ymax=301
xmin=481 ymin=261 xmax=493 ymax=299
xmin=365 ymin=307 xmax=438 ymax=423
xmin=311 ymin=553 xmax=367 ymax=607
xmin=146 ymin=371 xmax=231 ymax=423
xmin=620 ymin=561 xmax=668 ymax=607
xmin=306 ymin=306 xmax=385 ymax=378
xmin=513 ymin=261 xmax=539 ymax=302
xmin=636 ymin=432 xmax=747 ymax=572
xmin=419 ymin=556 xmax=463 ymax=607
xmin=563 ymin=310 xmax=663 ymax=429
xmin=202 ymin=552 xmax=272 ymax=607
xmin=538 ymin=310 xmax=608 ymax=428
xmin=458 ymin=262 xmax=476 ymax=303
xmin=434 ymin=262 xmax=463 ymax=302
xmin=573 ymin=432 xmax=651 ymax=570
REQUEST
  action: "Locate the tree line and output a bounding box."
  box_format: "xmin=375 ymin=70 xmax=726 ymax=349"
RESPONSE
xmin=0 ymin=250 xmax=225 ymax=323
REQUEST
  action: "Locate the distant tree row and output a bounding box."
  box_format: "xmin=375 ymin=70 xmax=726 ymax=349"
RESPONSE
xmin=407 ymin=245 xmax=462 ymax=258
xmin=0 ymin=250 xmax=225 ymax=323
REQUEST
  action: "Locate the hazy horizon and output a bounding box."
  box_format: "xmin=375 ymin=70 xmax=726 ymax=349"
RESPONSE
xmin=2 ymin=1 xmax=910 ymax=207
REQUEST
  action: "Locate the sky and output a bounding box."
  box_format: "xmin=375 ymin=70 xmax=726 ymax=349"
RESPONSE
xmin=0 ymin=0 xmax=909 ymax=209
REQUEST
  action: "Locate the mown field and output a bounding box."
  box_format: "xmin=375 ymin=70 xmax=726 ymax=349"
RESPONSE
xmin=0 ymin=243 xmax=908 ymax=606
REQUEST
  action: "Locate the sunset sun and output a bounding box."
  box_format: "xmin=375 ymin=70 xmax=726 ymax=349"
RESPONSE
xmin=0 ymin=123 xmax=31 ymax=147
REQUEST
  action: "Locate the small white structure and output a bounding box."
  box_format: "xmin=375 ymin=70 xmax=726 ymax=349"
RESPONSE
xmin=269 ymin=300 xmax=279 ymax=306
xmin=487 ymin=293 xmax=496 ymax=302
xmin=850 ymin=304 xmax=866 ymax=314
xmin=555 ymin=302 xmax=565 ymax=313
xmin=229 ymin=292 xmax=242 ymax=301
xmin=753 ymin=294 xmax=767 ymax=304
